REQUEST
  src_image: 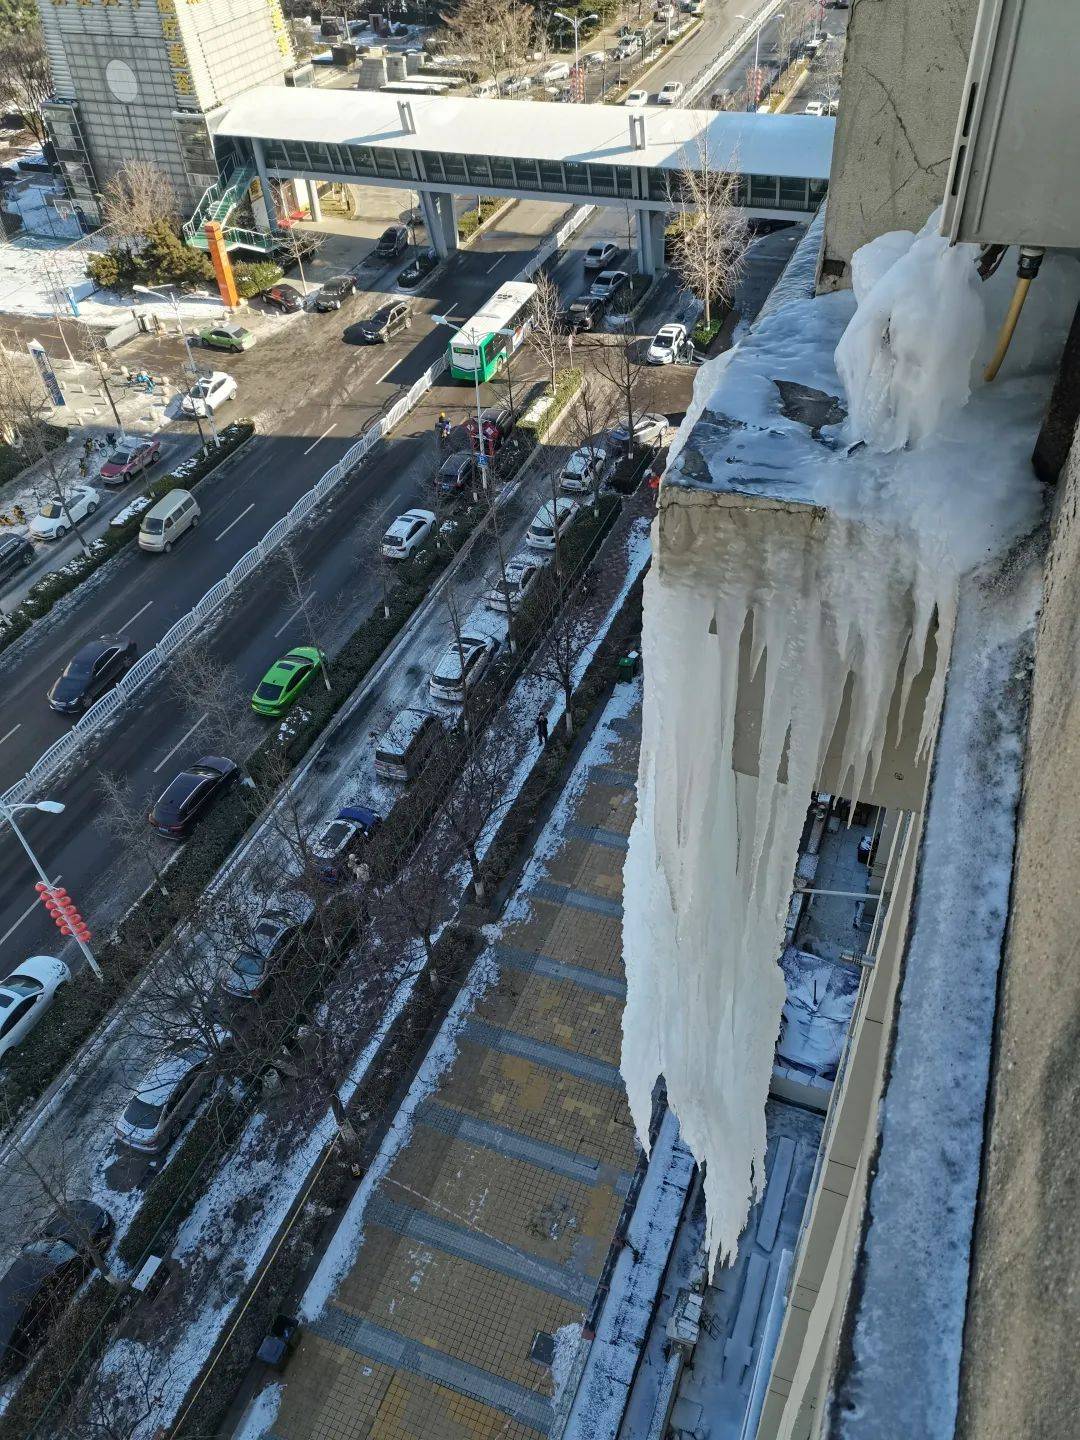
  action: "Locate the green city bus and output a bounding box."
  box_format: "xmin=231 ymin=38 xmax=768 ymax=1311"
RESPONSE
xmin=448 ymin=280 xmax=537 ymax=382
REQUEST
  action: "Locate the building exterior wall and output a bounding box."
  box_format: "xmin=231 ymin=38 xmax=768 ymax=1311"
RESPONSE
xmin=955 ymin=423 xmax=1080 ymax=1440
xmin=817 ymin=0 xmax=978 ymax=290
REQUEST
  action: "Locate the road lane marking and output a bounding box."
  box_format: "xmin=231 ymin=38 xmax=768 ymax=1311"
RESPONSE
xmin=273 ymin=592 xmax=317 ymax=639
xmin=214 ymin=503 xmax=254 ymax=542
xmin=117 ymin=599 xmax=153 ymax=632
xmin=0 ymin=724 xmax=21 ymax=746
xmin=374 ymin=363 xmax=398 ymax=386
xmin=0 ymin=873 xmax=61 ymax=947
xmin=303 ymin=423 xmax=338 ymax=455
xmin=153 ymin=713 xmax=207 ymax=774
xmin=485 ymin=256 xmax=502 ymax=273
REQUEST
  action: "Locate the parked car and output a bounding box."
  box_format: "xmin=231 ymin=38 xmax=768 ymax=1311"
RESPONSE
xmin=485 ymin=555 xmax=543 ymax=612
xmin=148 ymin=755 xmax=238 ymax=838
xmin=584 ymin=240 xmax=618 ymax=272
xmin=198 ymin=322 xmax=254 ymax=353
xmin=0 ymin=957 xmax=70 ymax=1066
xmin=465 ymin=403 xmax=513 ymax=454
xmin=397 ymin=247 xmax=438 ymax=288
xmin=436 ymin=450 xmax=475 ymax=495
xmin=374 ymin=707 xmax=444 ymax=782
xmin=563 ymin=296 xmax=605 ymax=333
xmin=559 ymin=444 xmax=608 ymax=493
xmin=526 ymin=497 xmax=579 ymax=551
xmin=314 ymin=275 xmax=358 ymax=312
xmin=803 ymin=99 xmax=830 ymax=116
xmin=0 ymin=533 xmax=34 ymax=583
xmin=0 ymin=1206 xmax=111 ymax=1377
xmin=344 ymin=299 xmax=411 ymax=344
xmin=610 ymin=412 xmax=668 ymax=453
xmin=222 ymin=896 xmax=315 ymax=1001
xmin=614 ymin=39 xmax=638 ymax=60
xmin=657 ymin=79 xmax=684 ymax=105
xmin=647 ymin=321 xmax=690 ymax=364
xmin=589 ymin=269 xmax=630 ymax=302
xmin=99 ymin=435 xmax=161 ymax=485
xmin=251 ymin=647 xmax=325 ymax=717
xmin=28 ymin=485 xmax=99 ymax=541
xmin=623 ymin=89 xmax=649 ymax=106
xmin=115 ymin=1039 xmax=220 ymax=1153
xmin=181 ymin=371 xmax=236 ymax=417
xmin=310 ymin=805 xmax=382 ymax=884
xmin=502 ymin=74 xmax=533 ymax=94
xmin=263 ymin=282 xmax=305 ymax=313
xmin=382 ymin=508 xmax=435 ymax=559
xmin=655 ymin=2 xmax=676 ymax=17
xmin=375 ymin=223 xmax=409 ymax=259
xmin=48 ymin=634 xmax=137 ymax=715
xmin=429 ymin=633 xmax=497 ymax=702
xmin=540 ymin=61 xmax=571 ymax=83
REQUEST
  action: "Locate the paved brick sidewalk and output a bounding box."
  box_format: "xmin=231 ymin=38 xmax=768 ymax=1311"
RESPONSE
xmin=264 ymin=685 xmax=643 ymax=1440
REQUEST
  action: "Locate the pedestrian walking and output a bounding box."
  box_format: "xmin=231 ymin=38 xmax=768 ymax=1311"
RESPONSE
xmin=536 ymin=712 xmax=549 ymax=746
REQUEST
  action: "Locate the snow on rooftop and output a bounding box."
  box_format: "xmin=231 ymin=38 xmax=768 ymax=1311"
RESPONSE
xmin=215 ymin=87 xmax=834 ymax=178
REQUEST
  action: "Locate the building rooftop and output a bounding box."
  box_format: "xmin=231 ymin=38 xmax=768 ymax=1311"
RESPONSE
xmin=214 ymin=87 xmax=835 ymax=179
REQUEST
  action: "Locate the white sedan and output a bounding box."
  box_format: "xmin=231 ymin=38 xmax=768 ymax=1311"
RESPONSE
xmin=181 ymin=370 xmax=237 ymax=417
xmin=28 ymin=484 xmax=100 ymax=541
xmin=382 ymin=508 xmax=435 ymax=560
xmin=647 ymin=322 xmax=690 ymax=365
xmin=0 ymin=957 xmax=70 ymax=1063
xmin=559 ymin=445 xmax=609 ymax=493
xmin=526 ymin=497 xmax=580 ymax=551
xmin=624 ymin=89 xmax=649 ymax=106
xmin=429 ymin=633 xmax=498 ymax=702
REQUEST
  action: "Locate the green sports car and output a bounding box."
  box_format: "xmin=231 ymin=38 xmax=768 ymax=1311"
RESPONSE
xmin=251 ymin=647 xmax=325 ymax=717
xmin=199 ymin=322 xmax=255 ymax=353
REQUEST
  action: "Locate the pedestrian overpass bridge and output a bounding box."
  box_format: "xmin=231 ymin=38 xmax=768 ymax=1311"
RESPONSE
xmin=211 ymin=88 xmax=832 ymax=274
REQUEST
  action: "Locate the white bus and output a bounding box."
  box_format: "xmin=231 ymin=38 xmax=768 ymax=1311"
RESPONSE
xmin=448 ymin=280 xmax=538 ymax=383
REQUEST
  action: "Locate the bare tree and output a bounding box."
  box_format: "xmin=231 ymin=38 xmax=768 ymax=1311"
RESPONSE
xmin=54 ymin=1341 xmax=177 ymax=1440
xmin=0 ymin=21 xmax=51 ymax=146
xmin=98 ymin=770 xmax=174 ymax=896
xmin=99 ymin=160 xmax=178 ymax=258
xmin=272 ymin=224 xmax=325 ymax=295
xmin=442 ymin=725 xmax=518 ymax=904
xmin=166 ymin=638 xmax=257 ymax=771
xmin=0 ymin=1135 xmax=123 ymax=1288
xmin=363 ymin=496 xmax=401 ymax=622
xmin=776 ymin=1 xmax=813 ymax=75
xmin=567 ymin=375 xmax=617 ymax=518
xmin=438 ymin=0 xmax=536 ymax=90
xmin=529 ymin=269 xmax=565 ymax=394
xmin=277 ymin=541 xmax=333 ymax=691
xmin=820 ymin=33 xmax=846 ymax=109
xmin=592 ymin=324 xmax=648 ymax=464
xmin=667 ymin=140 xmax=749 ymax=329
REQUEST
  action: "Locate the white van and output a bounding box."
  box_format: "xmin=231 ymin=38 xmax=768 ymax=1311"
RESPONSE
xmin=541 ymin=61 xmax=571 ymax=83
xmin=139 ymin=489 xmax=200 ymax=553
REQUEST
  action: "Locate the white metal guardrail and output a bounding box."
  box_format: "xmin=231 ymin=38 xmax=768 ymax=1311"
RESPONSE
xmin=683 ymin=0 xmax=787 ymax=105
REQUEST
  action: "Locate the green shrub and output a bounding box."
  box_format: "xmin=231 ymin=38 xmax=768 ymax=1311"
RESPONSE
xmin=457 ymin=198 xmax=504 ymax=242
xmin=692 ymin=313 xmax=725 ymax=350
xmin=232 ymin=259 xmax=284 ymax=299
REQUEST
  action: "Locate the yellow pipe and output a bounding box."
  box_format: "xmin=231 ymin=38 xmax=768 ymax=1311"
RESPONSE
xmin=984 ymin=275 xmax=1032 ymax=382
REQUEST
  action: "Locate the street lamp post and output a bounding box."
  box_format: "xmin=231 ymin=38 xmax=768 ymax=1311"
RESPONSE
xmin=554 ymin=10 xmax=598 ymax=100
xmin=737 ymin=11 xmax=781 ymax=110
xmin=133 ymin=283 xmax=208 ymax=447
xmin=0 ymin=799 xmax=103 ymax=981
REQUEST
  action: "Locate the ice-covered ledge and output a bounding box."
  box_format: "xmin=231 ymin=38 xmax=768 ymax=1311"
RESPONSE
xmin=621 ymin=206 xmax=1069 ymax=1384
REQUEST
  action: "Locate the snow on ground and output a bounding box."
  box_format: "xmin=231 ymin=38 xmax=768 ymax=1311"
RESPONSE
xmin=621 ymin=205 xmax=1073 ymax=1269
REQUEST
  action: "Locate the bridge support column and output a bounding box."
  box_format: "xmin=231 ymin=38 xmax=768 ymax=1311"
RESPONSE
xmin=420 ymin=189 xmax=458 ymax=261
xmin=251 ymin=138 xmax=278 ymax=233
xmin=301 ymin=178 xmax=322 ymax=223
xmin=635 ymin=208 xmax=667 ymax=277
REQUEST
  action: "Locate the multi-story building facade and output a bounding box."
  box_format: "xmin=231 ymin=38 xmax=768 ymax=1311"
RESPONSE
xmin=37 ymin=0 xmax=296 ymax=224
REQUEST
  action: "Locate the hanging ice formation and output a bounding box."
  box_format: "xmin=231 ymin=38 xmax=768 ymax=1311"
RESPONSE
xmin=621 ymin=211 xmax=1060 ymax=1267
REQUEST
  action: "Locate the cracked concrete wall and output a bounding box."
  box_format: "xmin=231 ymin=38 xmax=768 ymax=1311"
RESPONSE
xmin=817 ymin=0 xmax=978 ymax=291
xmin=954 ymin=420 xmax=1080 ymax=1440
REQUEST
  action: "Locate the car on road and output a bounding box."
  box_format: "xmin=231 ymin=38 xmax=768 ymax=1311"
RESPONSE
xmin=251 ymin=646 xmax=326 ymax=717
xmin=589 ymin=269 xmax=630 ymax=302
xmin=48 ymin=634 xmax=138 ymax=715
xmin=466 ymin=403 xmax=513 ymax=454
xmin=375 ymin=223 xmax=409 ymax=259
xmin=436 ymin=449 xmax=475 ymax=495
xmin=198 ymin=322 xmax=255 ymax=353
xmin=429 ymin=633 xmax=498 ymax=702
xmin=559 ymin=444 xmax=609 ymax=493
xmin=0 ymin=1203 xmax=112 ymax=1377
xmin=222 ymin=896 xmax=315 ymax=1001
xmin=0 ymin=533 xmax=34 ymax=583
xmin=0 ymin=957 xmax=70 ymax=1066
xmin=344 ymin=299 xmax=411 ymax=344
xmin=485 ymin=555 xmax=544 ymax=612
xmin=610 ymin=411 xmax=668 ymax=452
xmin=584 ymin=240 xmax=618 ymax=272
xmin=310 ymin=804 xmax=382 ymax=884
xmin=314 ymin=274 xmax=358 ymax=312
xmin=623 ymin=89 xmax=649 ymax=106
xmin=98 ymin=435 xmax=161 ymax=486
xmin=149 ymin=755 xmax=238 ymax=838
xmin=397 ymin=246 xmax=438 ymax=288
xmin=181 ymin=371 xmax=237 ymax=417
xmin=526 ymin=497 xmax=580 ymax=551
xmin=382 ymin=508 xmax=435 ymax=559
xmin=657 ymin=80 xmax=684 ymax=105
xmin=647 ymin=321 xmax=690 ymax=364
xmin=563 ymin=296 xmax=605 ymax=333
xmin=115 ymin=1039 xmax=220 ymax=1153
xmin=28 ymin=484 xmax=99 ymax=541
xmin=263 ymin=282 xmax=305 ymax=313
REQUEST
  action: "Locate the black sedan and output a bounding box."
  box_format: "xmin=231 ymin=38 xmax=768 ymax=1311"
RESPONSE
xmin=149 ymin=755 xmax=238 ymax=839
xmin=263 ymin=283 xmax=304 ymax=313
xmin=397 ymin=247 xmax=438 ymax=288
xmin=48 ymin=634 xmax=137 ymax=715
xmin=563 ymin=296 xmax=605 ymax=333
xmin=374 ymin=223 xmax=408 ymax=259
xmin=313 ymin=275 xmax=358 ymax=312
xmin=343 ymin=300 xmax=412 ymax=345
